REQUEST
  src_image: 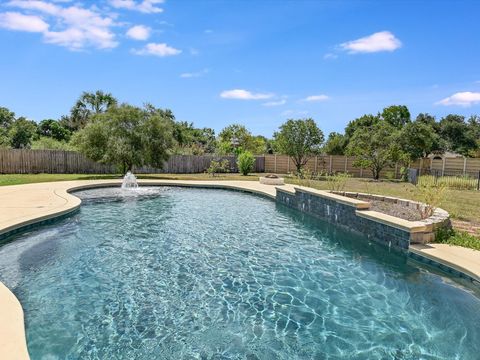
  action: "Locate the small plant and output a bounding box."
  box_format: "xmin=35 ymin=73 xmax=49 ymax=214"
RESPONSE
xmin=326 ymin=172 xmax=351 ymax=192
xmin=415 ymin=182 xmax=448 ymax=219
xmin=435 ymin=227 xmax=480 ymax=251
xmin=295 ymin=168 xmax=317 ymax=188
xmin=237 ymin=151 xmax=255 ymax=176
xmin=207 ymin=159 xmax=230 ymax=177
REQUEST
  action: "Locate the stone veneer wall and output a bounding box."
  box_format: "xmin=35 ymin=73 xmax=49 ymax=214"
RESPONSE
xmin=276 ymin=188 xmax=411 ymax=251
xmin=331 ymin=191 xmax=451 ymax=243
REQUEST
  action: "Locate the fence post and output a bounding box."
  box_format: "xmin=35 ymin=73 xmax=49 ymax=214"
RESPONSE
xmin=360 ymin=167 xmax=363 ymax=178
xmin=274 ymin=154 xmax=277 ymax=173
xmin=464 ymin=158 xmax=467 ymax=176
xmin=477 ymin=171 xmax=480 ymax=191
xmin=395 ymin=163 xmax=398 ymax=179
xmin=329 ymin=156 xmax=333 ymax=174
xmin=315 ymin=156 xmax=318 ymax=174
xmin=287 ymin=157 xmax=290 ymax=173
xmin=344 ymin=156 xmax=348 ymax=173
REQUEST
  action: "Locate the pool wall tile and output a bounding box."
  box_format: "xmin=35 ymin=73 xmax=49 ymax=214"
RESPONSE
xmin=276 ymin=188 xmax=410 ymax=251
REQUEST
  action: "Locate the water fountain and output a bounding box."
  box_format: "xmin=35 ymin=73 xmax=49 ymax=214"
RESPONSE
xmin=121 ymin=171 xmax=138 ymax=189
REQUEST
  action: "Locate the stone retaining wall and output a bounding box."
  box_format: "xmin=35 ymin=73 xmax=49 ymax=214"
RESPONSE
xmin=276 ymin=187 xmax=451 ymax=251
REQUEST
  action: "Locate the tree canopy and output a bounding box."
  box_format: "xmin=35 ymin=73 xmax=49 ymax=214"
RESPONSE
xmin=274 ymin=118 xmax=324 ymax=172
xmin=72 ymin=104 xmax=175 ymax=172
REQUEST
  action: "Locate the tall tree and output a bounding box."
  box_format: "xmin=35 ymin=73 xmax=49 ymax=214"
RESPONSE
xmin=218 ymin=124 xmax=265 ymax=154
xmin=380 ymin=105 xmax=411 ymax=128
xmin=37 ymin=119 xmax=71 ymax=142
xmin=274 ymin=118 xmax=324 ymax=172
xmin=9 ymin=117 xmax=38 ymax=149
xmin=439 ymin=114 xmax=477 ymax=156
xmin=324 ymin=132 xmax=346 ymax=155
xmin=346 ymin=121 xmax=403 ymax=180
xmin=400 ymin=121 xmax=440 ymax=160
xmin=70 ymin=90 xmax=117 ymax=130
xmin=0 ymin=107 xmax=15 ymax=147
xmin=72 ymin=104 xmax=174 ymax=173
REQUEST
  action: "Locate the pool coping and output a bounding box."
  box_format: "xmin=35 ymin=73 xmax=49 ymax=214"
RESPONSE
xmin=0 ymin=179 xmax=479 ymax=359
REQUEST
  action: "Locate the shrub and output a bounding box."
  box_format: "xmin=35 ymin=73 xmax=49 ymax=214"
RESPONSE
xmin=326 ymin=172 xmax=351 ymax=192
xmin=415 ymin=182 xmax=448 ymax=219
xmin=207 ymin=159 xmax=230 ymax=177
xmin=435 ymin=227 xmax=480 ymax=251
xmin=237 ymin=151 xmax=255 ymax=176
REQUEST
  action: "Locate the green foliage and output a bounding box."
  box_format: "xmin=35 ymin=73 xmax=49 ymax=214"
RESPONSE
xmin=326 ymin=172 xmax=351 ymax=192
xmin=8 ymin=117 xmax=38 ymax=149
xmin=218 ymin=124 xmax=266 ymax=154
xmin=274 ymin=118 xmax=324 ymax=172
xmin=207 ymin=159 xmax=230 ymax=176
xmin=69 ymin=90 xmax=117 ymax=130
xmin=31 ymin=137 xmax=75 ymax=150
xmin=418 ymin=174 xmax=478 ymax=191
xmin=345 ymin=114 xmax=379 ymax=139
xmin=346 ymin=120 xmax=402 ymax=180
xmin=72 ymin=104 xmax=174 ymax=172
xmin=324 ymin=132 xmax=346 ymax=155
xmin=0 ymin=106 xmax=15 ymax=129
xmin=439 ymin=114 xmax=477 ymax=156
xmin=237 ymin=151 xmax=255 ymax=175
xmin=400 ymin=120 xmax=440 ymax=160
xmin=435 ymin=227 xmax=480 ymax=251
xmin=415 ymin=182 xmax=448 ymax=219
xmin=173 ymin=121 xmax=216 ymax=154
xmin=380 ymin=105 xmax=411 ymax=128
xmin=38 ymin=119 xmax=71 ymax=142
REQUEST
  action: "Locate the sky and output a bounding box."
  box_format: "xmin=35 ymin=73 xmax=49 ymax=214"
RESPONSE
xmin=0 ymin=0 xmax=480 ymax=137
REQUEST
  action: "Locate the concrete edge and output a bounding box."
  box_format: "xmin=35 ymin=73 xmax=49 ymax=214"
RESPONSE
xmin=409 ymin=247 xmax=480 ymax=284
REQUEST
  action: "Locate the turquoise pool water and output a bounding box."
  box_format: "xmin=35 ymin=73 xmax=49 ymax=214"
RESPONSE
xmin=0 ymin=187 xmax=479 ymax=359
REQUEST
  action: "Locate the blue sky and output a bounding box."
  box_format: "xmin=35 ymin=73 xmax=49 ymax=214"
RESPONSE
xmin=1 ymin=0 xmax=480 ymax=137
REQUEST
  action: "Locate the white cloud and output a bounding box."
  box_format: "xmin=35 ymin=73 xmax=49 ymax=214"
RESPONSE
xmin=132 ymin=42 xmax=181 ymax=57
xmin=109 ymin=0 xmax=164 ymax=14
xmin=180 ymin=69 xmax=209 ymax=78
xmin=0 ymin=12 xmax=49 ymax=32
xmin=220 ymin=89 xmax=274 ymax=100
xmin=340 ymin=31 xmax=401 ymax=54
xmin=263 ymin=99 xmax=286 ymax=107
xmin=6 ymin=0 xmax=118 ymax=50
xmin=126 ymin=25 xmax=150 ymax=40
xmin=323 ymin=53 xmax=337 ymax=60
xmin=302 ymin=94 xmax=330 ymax=102
xmin=436 ymin=92 xmax=480 ymax=107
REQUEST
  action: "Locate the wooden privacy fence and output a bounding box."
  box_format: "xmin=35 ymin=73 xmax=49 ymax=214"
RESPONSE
xmin=410 ymin=157 xmax=480 ymax=177
xmin=264 ymin=154 xmax=402 ymax=179
xmin=0 ymin=149 xmax=265 ymax=174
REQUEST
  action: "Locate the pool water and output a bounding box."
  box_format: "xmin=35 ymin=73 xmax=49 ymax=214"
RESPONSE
xmin=0 ymin=187 xmax=479 ymax=359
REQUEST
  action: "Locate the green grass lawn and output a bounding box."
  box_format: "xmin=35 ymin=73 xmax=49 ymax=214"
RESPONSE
xmin=1 ymin=172 xmax=479 ymax=250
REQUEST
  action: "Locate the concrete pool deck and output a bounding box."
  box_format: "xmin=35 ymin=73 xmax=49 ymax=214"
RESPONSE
xmin=0 ymin=179 xmax=479 ymax=359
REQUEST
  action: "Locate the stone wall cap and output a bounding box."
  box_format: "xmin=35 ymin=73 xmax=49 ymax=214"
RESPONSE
xmin=356 ymin=210 xmax=428 ymax=232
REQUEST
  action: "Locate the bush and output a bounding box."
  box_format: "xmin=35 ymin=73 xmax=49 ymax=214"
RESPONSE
xmin=326 ymin=172 xmax=351 ymax=192
xmin=435 ymin=227 xmax=480 ymax=251
xmin=237 ymin=151 xmax=255 ymax=176
xmin=415 ymin=182 xmax=448 ymax=219
xmin=207 ymin=159 xmax=230 ymax=177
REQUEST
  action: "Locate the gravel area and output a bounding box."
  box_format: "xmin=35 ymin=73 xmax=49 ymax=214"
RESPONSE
xmin=368 ymin=199 xmax=423 ymax=221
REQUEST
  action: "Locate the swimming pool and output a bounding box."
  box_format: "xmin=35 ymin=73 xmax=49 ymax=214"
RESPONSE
xmin=0 ymin=187 xmax=479 ymax=359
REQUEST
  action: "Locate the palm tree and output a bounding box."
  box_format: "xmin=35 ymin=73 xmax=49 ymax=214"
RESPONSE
xmin=70 ymin=90 xmax=117 ymax=130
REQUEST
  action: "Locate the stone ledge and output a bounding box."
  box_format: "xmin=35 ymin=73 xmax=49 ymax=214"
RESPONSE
xmin=355 ymin=210 xmax=428 ymax=233
xmin=294 ymin=187 xmax=370 ymax=209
